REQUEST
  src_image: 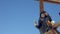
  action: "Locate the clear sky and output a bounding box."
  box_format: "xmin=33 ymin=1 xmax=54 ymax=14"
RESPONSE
xmin=0 ymin=0 xmax=60 ymax=34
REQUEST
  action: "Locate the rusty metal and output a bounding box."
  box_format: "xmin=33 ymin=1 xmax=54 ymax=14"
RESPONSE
xmin=37 ymin=0 xmax=60 ymax=4
xmin=39 ymin=0 xmax=44 ymax=13
xmin=36 ymin=0 xmax=60 ymax=13
xmin=44 ymin=0 xmax=60 ymax=4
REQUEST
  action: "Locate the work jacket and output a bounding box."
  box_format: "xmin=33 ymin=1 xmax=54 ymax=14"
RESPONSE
xmin=36 ymin=14 xmax=52 ymax=33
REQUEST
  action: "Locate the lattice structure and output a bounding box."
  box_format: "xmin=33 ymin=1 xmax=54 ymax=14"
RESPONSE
xmin=44 ymin=0 xmax=60 ymax=4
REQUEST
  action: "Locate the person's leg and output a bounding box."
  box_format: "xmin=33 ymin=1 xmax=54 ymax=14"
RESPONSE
xmin=40 ymin=31 xmax=44 ymax=34
xmin=44 ymin=29 xmax=58 ymax=34
xmin=44 ymin=30 xmax=52 ymax=34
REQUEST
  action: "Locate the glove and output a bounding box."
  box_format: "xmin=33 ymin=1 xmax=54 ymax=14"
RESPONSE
xmin=34 ymin=21 xmax=37 ymax=26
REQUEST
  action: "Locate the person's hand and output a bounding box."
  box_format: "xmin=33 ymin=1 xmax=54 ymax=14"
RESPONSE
xmin=45 ymin=13 xmax=48 ymax=16
xmin=51 ymin=21 xmax=55 ymax=26
xmin=46 ymin=20 xmax=52 ymax=26
xmin=52 ymin=21 xmax=60 ymax=29
xmin=34 ymin=21 xmax=37 ymax=26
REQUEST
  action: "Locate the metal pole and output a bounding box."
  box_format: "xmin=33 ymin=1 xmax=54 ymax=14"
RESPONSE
xmin=39 ymin=0 xmax=44 ymax=13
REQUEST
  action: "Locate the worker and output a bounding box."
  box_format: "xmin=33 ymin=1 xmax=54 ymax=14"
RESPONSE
xmin=34 ymin=11 xmax=52 ymax=34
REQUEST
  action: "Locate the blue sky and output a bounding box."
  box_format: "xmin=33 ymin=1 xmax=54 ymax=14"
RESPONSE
xmin=0 ymin=0 xmax=60 ymax=34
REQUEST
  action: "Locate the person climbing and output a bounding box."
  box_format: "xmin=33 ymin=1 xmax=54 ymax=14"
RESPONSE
xmin=44 ymin=20 xmax=60 ymax=34
xmin=34 ymin=11 xmax=52 ymax=34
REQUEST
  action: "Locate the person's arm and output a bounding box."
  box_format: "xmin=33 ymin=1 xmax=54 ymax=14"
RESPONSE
xmin=45 ymin=13 xmax=52 ymax=21
xmin=48 ymin=15 xmax=52 ymax=21
xmin=35 ymin=19 xmax=42 ymax=29
xmin=46 ymin=20 xmax=52 ymax=26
